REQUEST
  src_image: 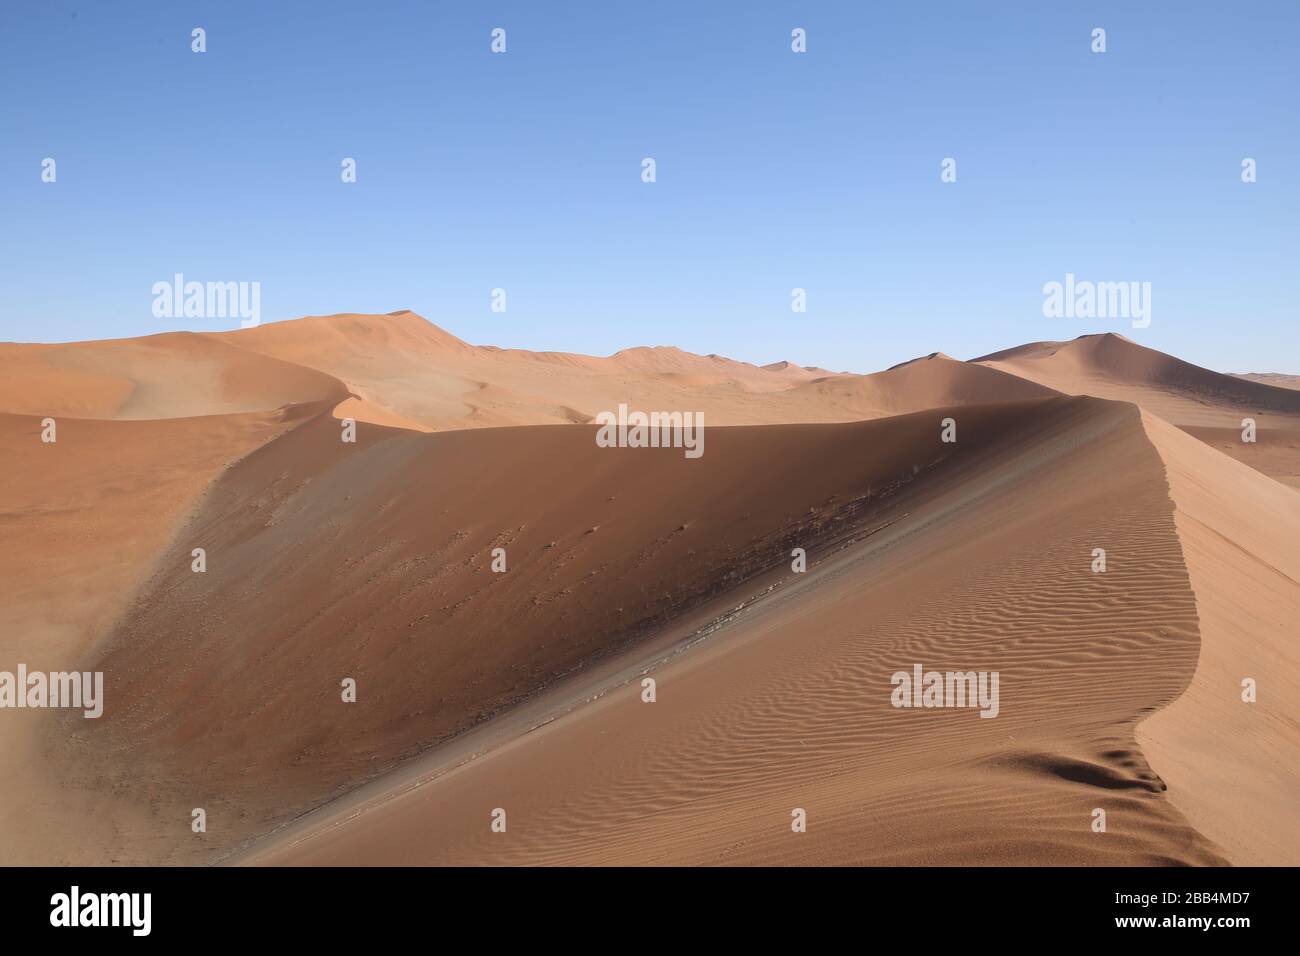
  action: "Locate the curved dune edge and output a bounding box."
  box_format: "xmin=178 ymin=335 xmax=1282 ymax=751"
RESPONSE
xmin=1136 ymin=410 xmax=1300 ymax=866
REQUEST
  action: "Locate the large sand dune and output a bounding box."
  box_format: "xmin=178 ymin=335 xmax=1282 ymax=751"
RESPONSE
xmin=234 ymin=396 xmax=1234 ymax=866
xmin=3 ymin=312 xmax=1296 ymax=866
xmin=54 ymin=398 xmax=1070 ymax=861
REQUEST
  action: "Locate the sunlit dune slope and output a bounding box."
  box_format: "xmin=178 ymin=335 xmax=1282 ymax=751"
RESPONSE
xmin=1137 ymin=412 xmax=1300 ymax=865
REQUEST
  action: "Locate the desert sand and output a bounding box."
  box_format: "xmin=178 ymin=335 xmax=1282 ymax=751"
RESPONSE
xmin=1 ymin=312 xmax=1295 ymax=866
xmin=1235 ymin=372 xmax=1300 ymax=391
xmin=976 ymin=333 xmax=1300 ymax=487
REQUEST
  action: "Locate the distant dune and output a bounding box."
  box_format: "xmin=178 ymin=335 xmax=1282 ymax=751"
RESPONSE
xmin=787 ymin=352 xmax=1060 ymax=420
xmin=974 ymin=333 xmax=1300 ymax=419
xmin=975 ymin=332 xmax=1300 ymax=486
xmin=3 ymin=312 xmax=1296 ymax=867
xmin=217 ymin=311 xmax=857 ymax=431
xmin=1235 ymin=372 xmax=1300 ymax=391
xmin=0 ymin=332 xmax=347 ymax=420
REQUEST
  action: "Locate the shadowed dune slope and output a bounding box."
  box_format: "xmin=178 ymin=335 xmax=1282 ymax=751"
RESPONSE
xmin=0 ymin=333 xmax=348 ymax=420
xmin=975 ymin=333 xmax=1300 ymax=486
xmin=48 ymin=395 xmax=1229 ymax=866
xmin=232 ymin=395 xmax=1228 ymax=866
xmin=58 ymin=398 xmax=1068 ymax=862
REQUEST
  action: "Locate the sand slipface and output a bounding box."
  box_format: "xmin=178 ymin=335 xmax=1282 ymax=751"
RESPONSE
xmin=2 ymin=311 xmax=1296 ymax=867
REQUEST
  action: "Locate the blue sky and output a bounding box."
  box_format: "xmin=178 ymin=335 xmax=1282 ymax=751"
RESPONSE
xmin=2 ymin=1 xmax=1296 ymax=373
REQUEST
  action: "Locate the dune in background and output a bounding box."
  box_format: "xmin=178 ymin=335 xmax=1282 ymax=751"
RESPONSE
xmin=0 ymin=333 xmax=348 ymax=420
xmin=1234 ymin=372 xmax=1300 ymax=391
xmin=976 ymin=333 xmax=1300 ymax=488
xmin=2 ymin=311 xmax=1296 ymax=866
xmin=220 ymin=311 xmax=857 ymax=431
xmin=6 ymin=314 xmax=1296 ymax=486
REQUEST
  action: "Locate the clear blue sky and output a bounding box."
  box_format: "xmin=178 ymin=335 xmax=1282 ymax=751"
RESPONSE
xmin=2 ymin=1 xmax=1296 ymax=373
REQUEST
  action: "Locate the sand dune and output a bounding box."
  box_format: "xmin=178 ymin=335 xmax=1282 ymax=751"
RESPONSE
xmin=1 ymin=312 xmax=855 ymax=433
xmin=212 ymin=312 xmax=857 ymax=431
xmin=58 ymin=399 xmax=1062 ymax=862
xmin=975 ymin=333 xmax=1300 ymax=486
xmin=234 ymin=396 xmax=1235 ymax=866
xmin=8 ymin=316 xmax=1289 ymax=488
xmin=976 ymin=333 xmax=1300 ymax=420
xmin=785 ymin=352 xmax=1059 ymax=420
xmin=221 ymin=313 xmax=1059 ymax=431
xmin=217 ymin=313 xmax=1056 ymax=431
xmin=4 ymin=312 xmax=1297 ymax=868
xmin=761 ymin=360 xmax=842 ymax=381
